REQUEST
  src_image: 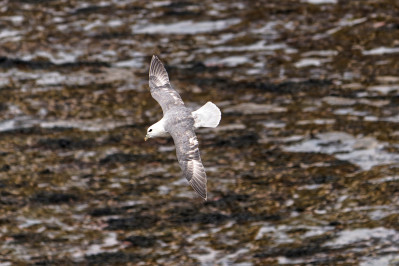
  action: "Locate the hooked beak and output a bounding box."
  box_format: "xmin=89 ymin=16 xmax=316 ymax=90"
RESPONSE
xmin=144 ymin=135 xmax=149 ymax=141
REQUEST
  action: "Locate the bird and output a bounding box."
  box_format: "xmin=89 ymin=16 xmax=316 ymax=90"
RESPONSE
xmin=145 ymin=55 xmax=221 ymax=200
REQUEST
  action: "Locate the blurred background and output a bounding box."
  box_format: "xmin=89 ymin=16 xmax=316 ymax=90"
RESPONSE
xmin=1 ymin=0 xmax=399 ymax=264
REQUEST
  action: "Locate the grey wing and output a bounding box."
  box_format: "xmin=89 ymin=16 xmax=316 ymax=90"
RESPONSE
xmin=169 ymin=124 xmax=207 ymax=200
xmin=149 ymin=55 xmax=185 ymax=114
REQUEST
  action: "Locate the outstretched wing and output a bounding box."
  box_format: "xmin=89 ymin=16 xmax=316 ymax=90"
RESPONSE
xmin=149 ymin=55 xmax=185 ymax=114
xmin=169 ymin=124 xmax=207 ymax=200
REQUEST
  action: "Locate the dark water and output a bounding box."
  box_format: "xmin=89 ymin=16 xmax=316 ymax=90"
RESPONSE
xmin=1 ymin=0 xmax=399 ymax=265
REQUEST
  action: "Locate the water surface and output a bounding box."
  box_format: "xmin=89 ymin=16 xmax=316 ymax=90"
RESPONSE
xmin=1 ymin=0 xmax=399 ymax=264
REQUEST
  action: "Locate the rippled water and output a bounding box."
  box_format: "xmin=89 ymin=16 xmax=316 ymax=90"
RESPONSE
xmin=1 ymin=0 xmax=399 ymax=265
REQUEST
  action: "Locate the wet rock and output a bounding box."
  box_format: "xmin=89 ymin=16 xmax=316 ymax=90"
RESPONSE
xmin=89 ymin=206 xmax=124 ymax=217
xmin=32 ymin=258 xmax=77 ymax=265
xmin=11 ymin=232 xmax=50 ymax=244
xmin=74 ymin=5 xmax=114 ymax=15
xmin=215 ymin=132 xmax=258 ymax=147
xmin=0 ymin=56 xmax=110 ymax=70
xmin=254 ymin=244 xmax=333 ymax=259
xmin=124 ymin=235 xmax=156 ymax=248
xmin=37 ymin=138 xmax=95 ymax=150
xmin=106 ymin=215 xmax=159 ymax=230
xmin=85 ymin=252 xmax=143 ymax=264
xmin=0 ymin=57 xmax=52 ymax=70
xmin=234 ymin=212 xmax=281 ymax=223
xmin=39 ymin=168 xmax=52 ymax=175
xmin=99 ymin=153 xmax=148 ymax=165
xmin=0 ymin=164 xmax=10 ymax=172
xmin=30 ymin=191 xmax=78 ymax=204
xmin=168 ymin=207 xmax=229 ymax=225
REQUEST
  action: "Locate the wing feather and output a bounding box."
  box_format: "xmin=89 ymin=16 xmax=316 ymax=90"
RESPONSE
xmin=169 ymin=124 xmax=207 ymax=200
xmin=149 ymin=55 xmax=185 ymax=114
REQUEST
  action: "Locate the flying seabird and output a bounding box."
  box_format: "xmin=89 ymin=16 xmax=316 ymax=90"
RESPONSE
xmin=145 ymin=55 xmax=221 ymax=200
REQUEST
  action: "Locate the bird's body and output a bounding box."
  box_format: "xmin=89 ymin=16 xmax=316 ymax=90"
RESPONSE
xmin=164 ymin=107 xmax=194 ymax=133
xmin=145 ymin=56 xmax=221 ymax=200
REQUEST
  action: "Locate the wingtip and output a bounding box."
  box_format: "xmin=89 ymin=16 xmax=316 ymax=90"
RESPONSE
xmin=200 ymin=190 xmax=207 ymax=201
xmin=189 ymin=178 xmax=207 ymax=201
xmin=150 ymin=55 xmax=161 ymax=67
xmin=149 ymin=55 xmax=158 ymax=73
xmin=149 ymin=55 xmax=169 ymax=87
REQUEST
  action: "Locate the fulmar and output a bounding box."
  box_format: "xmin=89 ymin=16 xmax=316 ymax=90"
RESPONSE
xmin=145 ymin=55 xmax=221 ymax=200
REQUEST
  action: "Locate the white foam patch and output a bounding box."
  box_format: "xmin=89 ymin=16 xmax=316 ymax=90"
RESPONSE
xmin=217 ymin=56 xmax=251 ymax=67
xmin=302 ymin=50 xmax=338 ymax=57
xmin=369 ymin=175 xmax=399 ymax=184
xmin=361 ymin=254 xmax=399 ymax=266
xmin=384 ymin=114 xmax=399 ymax=123
xmin=0 ymin=30 xmax=20 ymax=39
xmin=298 ymin=184 xmax=323 ymax=190
xmin=5 ymin=15 xmax=24 ymax=23
xmin=376 ymin=76 xmax=399 ymax=83
xmin=302 ymin=0 xmax=337 ymax=4
xmin=78 ymin=232 xmax=122 ymax=257
xmin=133 ymin=18 xmax=240 ymax=34
xmin=295 ymin=58 xmax=324 ymax=68
xmin=36 ymin=72 xmax=66 ymax=86
xmin=114 ymin=58 xmax=143 ymax=68
xmin=224 ymin=103 xmax=287 ymax=115
xmin=255 ymin=225 xmax=294 ymax=243
xmin=278 ymin=256 xmax=308 ymax=265
xmin=256 ymin=223 xmax=335 ymax=244
xmin=84 ymin=19 xmax=103 ymax=31
xmin=184 ymin=222 xmax=254 ymax=265
xmin=259 ymin=121 xmax=286 ymax=128
xmin=148 ymin=1 xmax=171 ymax=7
xmin=251 ymin=21 xmax=280 ymax=37
xmin=325 ymin=227 xmax=399 ymax=247
xmin=357 ymin=99 xmax=390 ymax=108
xmin=201 ymin=40 xmax=297 ymax=54
xmin=208 ymin=33 xmax=236 ymax=45
xmin=333 ymin=108 xmax=368 ymax=116
xmin=368 ymin=84 xmax=399 ymax=94
xmin=21 ymin=50 xmax=83 ymax=65
xmin=362 ymin=47 xmax=399 ymax=55
xmin=322 ymin=96 xmax=357 ymax=106
xmin=90 ymin=50 xmax=117 ymax=62
xmin=40 ymin=119 xmax=132 ymax=132
xmin=283 ymin=132 xmax=399 ymax=170
xmin=296 ymin=119 xmax=335 ymax=125
xmin=190 ymin=247 xmax=219 ymax=264
xmin=211 ymin=123 xmax=246 ymax=132
xmin=313 ymin=17 xmax=367 ymax=39
xmin=0 ymin=117 xmax=38 ymax=132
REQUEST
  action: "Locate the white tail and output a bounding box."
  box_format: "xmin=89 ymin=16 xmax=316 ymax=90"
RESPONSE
xmin=192 ymin=101 xmax=221 ymax=128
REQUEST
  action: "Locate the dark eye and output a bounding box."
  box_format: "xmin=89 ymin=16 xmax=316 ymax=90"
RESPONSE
xmin=149 ymin=129 xmax=152 ymax=132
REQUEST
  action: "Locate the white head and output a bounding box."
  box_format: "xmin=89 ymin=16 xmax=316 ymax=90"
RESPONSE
xmin=144 ymin=119 xmax=168 ymax=141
